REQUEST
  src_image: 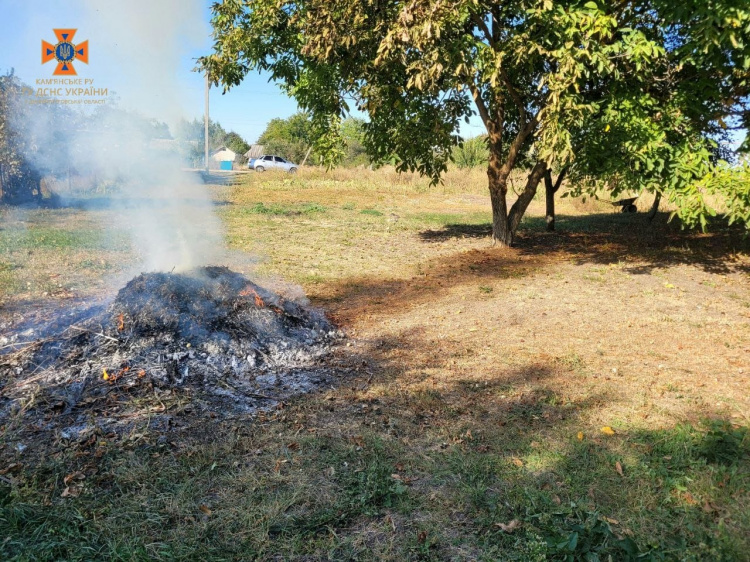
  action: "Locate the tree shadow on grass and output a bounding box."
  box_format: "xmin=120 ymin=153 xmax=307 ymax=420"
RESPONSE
xmin=317 ymin=246 xmax=543 ymax=324
xmin=48 ymin=196 xmax=232 ymax=210
xmin=332 ymin=327 xmax=750 ymax=560
xmin=419 ymin=212 xmax=750 ymax=275
xmin=0 ymin=317 xmax=747 ymax=561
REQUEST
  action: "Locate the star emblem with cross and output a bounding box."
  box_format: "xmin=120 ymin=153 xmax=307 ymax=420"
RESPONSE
xmin=42 ymin=29 xmax=89 ymax=76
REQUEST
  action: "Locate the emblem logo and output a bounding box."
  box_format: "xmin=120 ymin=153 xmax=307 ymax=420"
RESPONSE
xmin=42 ymin=29 xmax=89 ymax=76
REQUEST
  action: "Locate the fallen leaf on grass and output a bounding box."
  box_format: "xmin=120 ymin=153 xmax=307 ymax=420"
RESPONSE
xmin=682 ymin=491 xmax=698 ymax=505
xmin=511 ymin=457 xmax=524 ymax=467
xmin=391 ymin=473 xmax=418 ymax=484
xmin=63 ymin=471 xmax=85 ymax=485
xmin=495 ymin=519 xmax=521 ymax=533
xmin=0 ymin=463 xmax=22 ymax=475
xmin=577 ymin=431 xmax=584 ymax=441
xmin=603 ymin=516 xmax=619 ymax=525
xmin=601 ymin=426 xmax=616 ymax=436
xmin=199 ymin=505 xmax=212 ymax=516
xmin=702 ymin=501 xmax=719 ymax=513
xmin=615 ymin=461 xmax=624 ymax=477
xmin=61 ymin=486 xmax=81 ymax=498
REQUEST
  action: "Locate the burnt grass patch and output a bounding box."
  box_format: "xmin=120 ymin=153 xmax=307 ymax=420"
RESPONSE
xmin=0 ymin=266 xmax=345 ymax=451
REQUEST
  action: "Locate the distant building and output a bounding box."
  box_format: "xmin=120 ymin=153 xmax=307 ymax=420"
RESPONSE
xmin=210 ymin=146 xmax=237 ymax=170
xmin=244 ymin=145 xmax=265 ymax=159
xmin=211 ymin=146 xmax=237 ymax=162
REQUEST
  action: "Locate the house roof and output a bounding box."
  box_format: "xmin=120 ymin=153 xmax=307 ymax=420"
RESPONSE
xmin=244 ymin=145 xmax=265 ymax=158
xmin=210 ymin=146 xmax=236 ymax=156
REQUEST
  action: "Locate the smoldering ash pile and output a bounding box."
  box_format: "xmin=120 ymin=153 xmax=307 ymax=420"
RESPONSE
xmin=0 ymin=267 xmax=344 ymax=440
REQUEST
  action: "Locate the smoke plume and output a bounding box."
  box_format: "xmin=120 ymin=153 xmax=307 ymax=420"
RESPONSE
xmin=15 ymin=0 xmax=225 ymax=273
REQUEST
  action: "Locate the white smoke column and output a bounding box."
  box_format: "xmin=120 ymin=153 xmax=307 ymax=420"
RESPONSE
xmin=81 ymin=0 xmax=206 ymax=124
xmin=73 ymin=0 xmax=225 ymax=273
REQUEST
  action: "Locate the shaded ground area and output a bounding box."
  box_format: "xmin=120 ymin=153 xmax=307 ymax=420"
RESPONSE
xmin=0 ymin=169 xmax=748 ymax=560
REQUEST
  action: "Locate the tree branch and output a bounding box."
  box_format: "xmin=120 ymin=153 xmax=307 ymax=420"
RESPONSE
xmin=553 ymin=165 xmax=568 ymax=193
xmin=471 ymin=13 xmax=496 ymax=50
xmin=500 ymin=67 xmax=527 ymax=127
xmin=508 ymin=160 xmax=547 ymax=232
xmin=499 ymin=110 xmax=539 ymax=178
xmin=469 ymin=83 xmax=492 ymax=132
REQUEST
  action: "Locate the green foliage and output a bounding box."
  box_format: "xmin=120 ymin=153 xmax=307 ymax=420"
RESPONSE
xmin=202 ymin=0 xmax=750 ymax=237
xmin=258 ymin=112 xmax=368 ymax=166
xmin=340 ymin=117 xmax=370 ymax=166
xmin=258 ymin=112 xmax=314 ymax=164
xmin=452 ymin=135 xmax=488 ymax=169
xmin=223 ymin=131 xmax=250 ymax=157
xmin=0 ymin=71 xmax=48 ymax=203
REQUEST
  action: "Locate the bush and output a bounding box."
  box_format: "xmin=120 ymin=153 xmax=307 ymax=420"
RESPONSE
xmin=452 ymin=135 xmax=489 ymax=169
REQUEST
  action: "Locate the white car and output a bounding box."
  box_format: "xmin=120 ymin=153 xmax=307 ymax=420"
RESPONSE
xmin=248 ymin=155 xmax=298 ymax=173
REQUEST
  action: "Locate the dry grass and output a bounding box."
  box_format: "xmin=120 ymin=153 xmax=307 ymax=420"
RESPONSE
xmin=1 ymin=166 xmax=749 ymax=560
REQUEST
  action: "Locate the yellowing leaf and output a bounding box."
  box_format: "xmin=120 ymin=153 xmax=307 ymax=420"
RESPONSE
xmin=511 ymin=457 xmax=524 ymax=467
xmin=495 ymin=519 xmax=521 ymax=533
xmin=102 ymin=369 xmax=109 ymax=380
xmin=664 ymin=282 xmax=675 ymax=289
xmin=577 ymin=431 xmax=584 ymax=441
xmin=601 ymin=426 xmax=616 ymax=436
xmin=604 ymin=124 xmax=611 ymax=132
xmin=615 ymin=461 xmax=624 ymax=476
xmin=199 ymin=504 xmax=212 ymax=516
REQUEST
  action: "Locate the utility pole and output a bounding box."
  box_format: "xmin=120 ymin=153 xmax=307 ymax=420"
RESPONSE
xmin=204 ymin=72 xmax=210 ymax=173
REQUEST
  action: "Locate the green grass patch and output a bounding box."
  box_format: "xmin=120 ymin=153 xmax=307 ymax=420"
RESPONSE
xmin=0 ymin=227 xmax=128 ymax=253
xmin=240 ymin=202 xmax=328 ymax=217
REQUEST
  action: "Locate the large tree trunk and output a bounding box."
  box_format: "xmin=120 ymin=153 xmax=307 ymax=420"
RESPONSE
xmin=487 ymin=134 xmax=513 ymax=246
xmin=487 ymin=151 xmax=547 ymax=247
xmin=489 ymin=181 xmax=512 ymax=246
xmin=647 ymin=191 xmax=661 ymax=222
xmin=545 ymin=172 xmax=556 ymax=231
xmin=509 ymin=161 xmax=547 ymax=233
xmin=543 ymin=166 xmax=567 ymax=232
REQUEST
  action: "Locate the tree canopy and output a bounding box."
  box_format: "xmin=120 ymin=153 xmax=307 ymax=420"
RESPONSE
xmin=159 ymin=4 xmax=750 ymax=241
xmin=258 ymin=112 xmax=315 ymax=163
xmin=257 ymin=112 xmax=370 ymax=165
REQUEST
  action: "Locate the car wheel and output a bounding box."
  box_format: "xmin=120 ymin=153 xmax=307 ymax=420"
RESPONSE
xmin=255 ymin=166 xmax=265 ymax=172
xmin=289 ymin=167 xmax=298 ymax=174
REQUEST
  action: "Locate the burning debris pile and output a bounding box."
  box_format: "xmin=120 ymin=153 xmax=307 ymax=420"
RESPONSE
xmin=0 ymin=267 xmax=343 ymax=439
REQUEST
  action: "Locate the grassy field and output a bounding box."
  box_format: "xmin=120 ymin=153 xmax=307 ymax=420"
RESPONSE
xmin=1 ymin=167 xmax=749 ymax=561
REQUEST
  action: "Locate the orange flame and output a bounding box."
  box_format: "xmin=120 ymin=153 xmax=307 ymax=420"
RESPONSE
xmin=102 ymin=366 xmax=131 ymax=383
xmin=239 ymin=285 xmax=265 ymax=307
